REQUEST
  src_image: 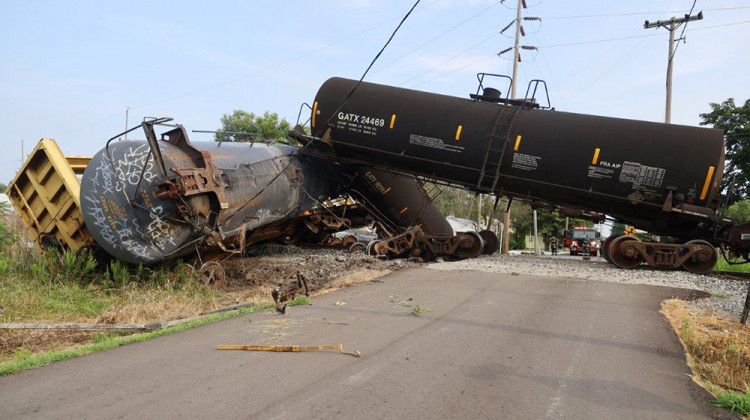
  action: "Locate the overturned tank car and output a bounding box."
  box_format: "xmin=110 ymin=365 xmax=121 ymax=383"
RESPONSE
xmin=79 ymin=118 xmax=355 ymax=265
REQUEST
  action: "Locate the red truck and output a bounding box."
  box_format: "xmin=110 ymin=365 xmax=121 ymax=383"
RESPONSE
xmin=563 ymin=227 xmax=601 ymax=256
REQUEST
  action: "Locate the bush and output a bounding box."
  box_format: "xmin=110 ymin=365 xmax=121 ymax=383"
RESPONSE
xmin=32 ymin=248 xmax=98 ymax=286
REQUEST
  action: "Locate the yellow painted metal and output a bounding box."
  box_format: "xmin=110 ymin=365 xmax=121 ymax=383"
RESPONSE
xmin=699 ymin=166 xmax=715 ymax=201
xmin=591 ymin=148 xmax=601 ymax=165
xmin=454 ymin=125 xmax=463 ymax=141
xmin=5 ymin=138 xmax=94 ymax=252
xmin=514 ymin=135 xmax=522 ymax=151
xmin=311 ymin=101 xmax=319 ymax=128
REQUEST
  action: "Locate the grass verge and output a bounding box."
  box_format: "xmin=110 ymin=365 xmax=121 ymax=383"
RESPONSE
xmin=661 ymin=299 xmax=750 ymax=416
xmin=0 ymin=305 xmax=271 ymax=377
xmin=715 ymin=257 xmax=750 ymax=273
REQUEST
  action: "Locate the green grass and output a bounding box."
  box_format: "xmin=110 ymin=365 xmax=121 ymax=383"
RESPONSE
xmin=411 ymin=305 xmax=431 ymax=316
xmin=0 ymin=255 xmax=220 ymax=323
xmin=713 ymin=389 xmax=750 ymax=416
xmin=0 ymin=304 xmax=272 ymax=377
xmin=287 ymin=295 xmax=310 ymax=306
xmin=711 ymin=292 xmax=731 ymax=299
xmin=714 ymin=256 xmax=750 ymax=273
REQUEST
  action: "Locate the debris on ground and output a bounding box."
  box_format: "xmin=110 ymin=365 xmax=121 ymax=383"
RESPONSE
xmin=0 ymin=245 xmax=420 ymax=362
xmin=217 ymin=343 xmax=361 ymax=357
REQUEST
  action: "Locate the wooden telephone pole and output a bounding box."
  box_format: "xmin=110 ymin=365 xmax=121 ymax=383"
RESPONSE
xmin=644 ymin=11 xmax=703 ymax=124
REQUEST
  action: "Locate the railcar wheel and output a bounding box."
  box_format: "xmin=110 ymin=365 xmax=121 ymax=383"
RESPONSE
xmin=342 ymin=235 xmax=358 ymax=249
xmin=366 ymin=240 xmax=388 ymax=259
xmin=348 ymin=242 xmax=365 ymax=253
xmin=681 ymin=240 xmax=717 ymax=274
xmin=479 ymin=230 xmax=500 ymax=255
xmin=608 ymin=236 xmax=642 ymax=269
xmin=601 ymin=236 xmax=617 ymax=264
xmin=456 ymin=231 xmax=484 ymax=259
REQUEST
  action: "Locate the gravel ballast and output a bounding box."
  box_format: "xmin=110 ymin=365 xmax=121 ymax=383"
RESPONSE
xmin=429 ymin=254 xmax=749 ymax=319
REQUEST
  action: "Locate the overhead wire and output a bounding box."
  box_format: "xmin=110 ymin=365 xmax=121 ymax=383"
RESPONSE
xmin=372 ymin=0 xmax=501 ymax=75
xmin=544 ymin=6 xmax=750 ymax=20
xmin=222 ymin=0 xmax=422 ymax=228
xmin=399 ymin=31 xmax=499 ymax=87
xmin=62 ymin=0 xmax=442 ymax=135
xmin=541 ymin=19 xmax=750 ymax=49
xmin=410 ymin=54 xmax=496 ymax=88
xmin=670 ymin=0 xmax=698 ymax=61
xmin=564 ymin=35 xmax=663 ymax=103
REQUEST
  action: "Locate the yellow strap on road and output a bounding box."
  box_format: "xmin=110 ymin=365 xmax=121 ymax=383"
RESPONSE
xmin=217 ymin=343 xmax=361 ymax=357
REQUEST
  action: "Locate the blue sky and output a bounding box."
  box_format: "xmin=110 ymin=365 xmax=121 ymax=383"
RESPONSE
xmin=1 ymin=0 xmax=749 ymax=185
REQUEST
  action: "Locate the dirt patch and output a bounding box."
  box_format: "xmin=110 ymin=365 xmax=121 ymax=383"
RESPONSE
xmin=1 ymin=246 xmax=419 ymax=362
xmin=661 ymin=299 xmax=749 ymax=393
xmin=222 ymin=246 xmax=418 ymax=301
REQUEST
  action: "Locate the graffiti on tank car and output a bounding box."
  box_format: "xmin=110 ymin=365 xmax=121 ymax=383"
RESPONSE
xmin=114 ymin=144 xmax=158 ymax=188
xmin=145 ymin=206 xmax=177 ymax=251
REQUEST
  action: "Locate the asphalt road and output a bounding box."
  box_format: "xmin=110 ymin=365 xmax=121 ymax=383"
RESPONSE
xmin=0 ymin=267 xmax=734 ymax=419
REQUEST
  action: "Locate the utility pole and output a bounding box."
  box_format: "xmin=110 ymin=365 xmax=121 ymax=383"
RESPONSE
xmin=510 ymin=0 xmax=523 ymax=98
xmin=500 ymin=0 xmax=527 ymax=255
xmin=476 ymin=194 xmax=482 ymax=230
xmin=124 ymin=106 xmax=130 ymax=141
xmin=533 ymin=208 xmax=540 ymax=255
xmin=644 ymin=12 xmax=703 ymax=124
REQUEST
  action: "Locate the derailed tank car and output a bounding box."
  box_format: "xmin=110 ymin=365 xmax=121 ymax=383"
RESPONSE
xmin=80 ymin=119 xmax=349 ymax=266
xmin=291 ymin=76 xmax=750 ymax=273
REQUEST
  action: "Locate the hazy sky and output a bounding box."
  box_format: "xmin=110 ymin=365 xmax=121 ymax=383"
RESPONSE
xmin=1 ymin=0 xmax=749 ymax=186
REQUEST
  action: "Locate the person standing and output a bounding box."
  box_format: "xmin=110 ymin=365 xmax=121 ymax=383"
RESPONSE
xmin=549 ymin=236 xmax=559 ymax=256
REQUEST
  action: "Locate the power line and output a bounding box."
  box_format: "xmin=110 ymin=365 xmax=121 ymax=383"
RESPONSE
xmin=62 ymin=0 xmax=445 ymax=135
xmin=410 ymin=54 xmax=496 ymax=88
xmin=544 ymin=6 xmax=750 ymax=20
xmin=399 ymin=31 xmax=499 ymax=86
xmin=541 ymin=19 xmax=750 ymax=48
xmin=671 ymin=0 xmax=699 ymax=61
xmin=372 ymin=1 xmax=500 ymax=74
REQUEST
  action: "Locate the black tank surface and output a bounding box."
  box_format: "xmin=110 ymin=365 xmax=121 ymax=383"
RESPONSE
xmin=348 ymin=167 xmax=453 ymax=236
xmin=80 ymin=140 xmax=339 ymax=265
xmin=311 ymin=77 xmax=725 ymax=237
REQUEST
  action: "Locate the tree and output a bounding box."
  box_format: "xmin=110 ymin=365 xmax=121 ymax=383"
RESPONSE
xmin=0 ymin=182 xmax=7 ymax=192
xmin=726 ymin=199 xmax=750 ymax=223
xmin=0 ymin=201 xmax=17 ymax=250
xmin=216 ymin=110 xmax=292 ymax=144
xmin=699 ymin=98 xmax=750 ymax=199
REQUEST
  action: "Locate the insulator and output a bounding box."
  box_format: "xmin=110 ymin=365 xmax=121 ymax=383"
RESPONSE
xmin=500 ymin=20 xmax=514 ymax=34
xmin=497 ymin=47 xmax=513 ymax=56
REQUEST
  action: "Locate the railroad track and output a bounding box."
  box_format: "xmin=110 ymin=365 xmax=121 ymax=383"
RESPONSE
xmin=709 ymin=270 xmax=750 ymax=280
xmin=709 ymin=270 xmax=750 ymax=324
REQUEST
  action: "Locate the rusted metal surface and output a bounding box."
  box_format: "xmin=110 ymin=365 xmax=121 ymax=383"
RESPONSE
xmin=79 ymin=121 xmax=345 ymax=265
xmin=606 ymin=236 xmax=719 ymax=274
xmin=272 ymin=271 xmax=310 ymax=314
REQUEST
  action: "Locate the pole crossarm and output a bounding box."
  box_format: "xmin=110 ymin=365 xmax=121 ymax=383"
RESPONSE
xmin=644 ymin=11 xmax=703 ymax=29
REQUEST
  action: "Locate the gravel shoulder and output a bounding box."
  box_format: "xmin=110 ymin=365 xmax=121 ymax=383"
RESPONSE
xmin=429 ymin=254 xmax=749 ymax=319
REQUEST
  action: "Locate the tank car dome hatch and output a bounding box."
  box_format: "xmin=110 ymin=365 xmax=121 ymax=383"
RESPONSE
xmin=478 ymin=87 xmax=502 ymax=102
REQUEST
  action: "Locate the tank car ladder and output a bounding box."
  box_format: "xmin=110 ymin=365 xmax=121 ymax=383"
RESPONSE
xmin=475 ymin=105 xmax=519 ymax=192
